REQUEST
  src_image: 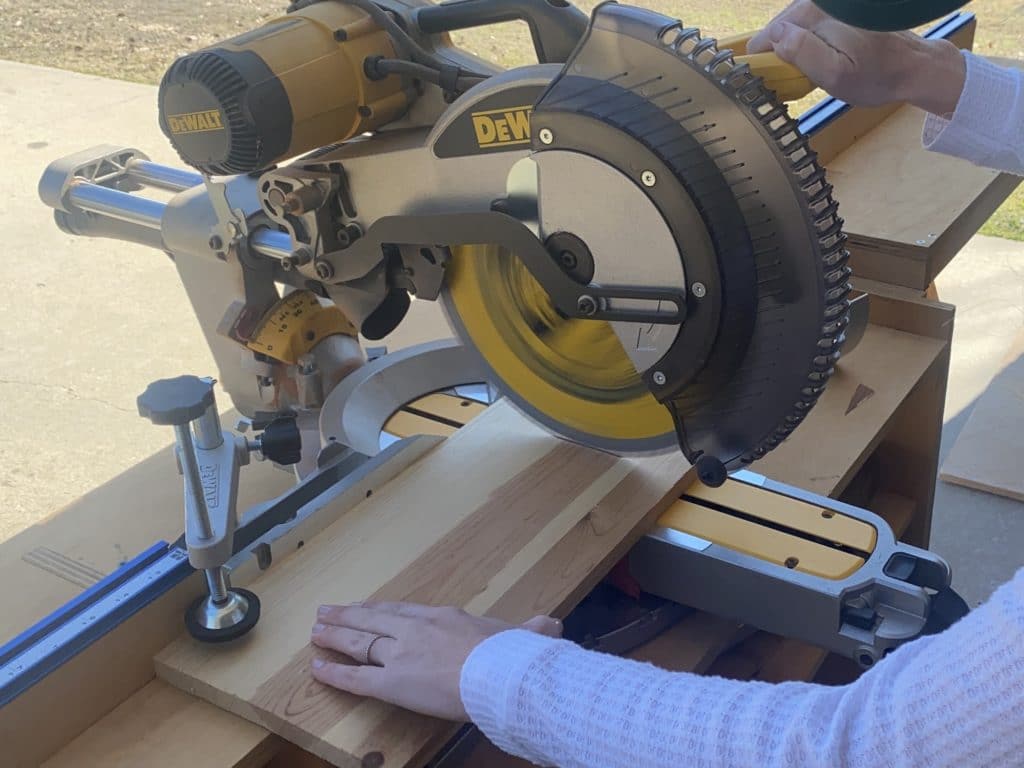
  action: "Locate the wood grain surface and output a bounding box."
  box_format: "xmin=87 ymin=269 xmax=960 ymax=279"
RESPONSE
xmin=156 ymin=401 xmax=693 ymax=767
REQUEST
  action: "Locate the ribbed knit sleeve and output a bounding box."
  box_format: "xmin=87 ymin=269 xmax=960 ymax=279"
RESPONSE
xmin=923 ymin=52 xmax=1024 ymax=175
xmin=461 ymin=566 xmax=1024 ymax=768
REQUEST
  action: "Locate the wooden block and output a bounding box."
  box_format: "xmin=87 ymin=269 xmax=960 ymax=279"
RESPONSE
xmin=155 ymin=401 xmax=693 ymax=768
xmin=871 ymin=492 xmax=917 ymax=539
xmin=940 ymin=330 xmax=1024 ymax=502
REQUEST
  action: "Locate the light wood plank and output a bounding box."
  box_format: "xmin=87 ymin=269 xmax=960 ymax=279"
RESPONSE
xmin=829 ymin=62 xmax=1023 ymax=291
xmin=940 ymin=330 xmax=1024 ymax=502
xmin=155 ymin=402 xmax=693 ymax=768
xmin=43 ymin=680 xmax=278 ymax=768
xmin=1 ymin=437 xmax=440 ymax=768
xmin=756 ymin=324 xmax=946 ymax=497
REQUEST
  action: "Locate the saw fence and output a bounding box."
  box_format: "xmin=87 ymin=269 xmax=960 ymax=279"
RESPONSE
xmin=3 ymin=33 xmax=1023 ymax=768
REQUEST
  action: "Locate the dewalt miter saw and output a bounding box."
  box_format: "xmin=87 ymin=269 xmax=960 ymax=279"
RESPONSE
xmin=45 ymin=0 xmax=849 ymax=481
xmin=30 ymin=0 xmax=968 ymax=668
xmin=155 ymin=0 xmax=849 ymax=480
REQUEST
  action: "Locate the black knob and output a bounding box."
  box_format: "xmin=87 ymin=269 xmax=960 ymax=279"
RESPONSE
xmin=258 ymin=418 xmax=303 ymax=465
xmin=695 ymin=454 xmax=728 ymax=488
xmin=138 ymin=376 xmax=215 ymax=426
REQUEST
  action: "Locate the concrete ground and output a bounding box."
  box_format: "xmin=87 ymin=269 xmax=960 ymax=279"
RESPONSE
xmin=1 ymin=60 xmax=1022 ymax=609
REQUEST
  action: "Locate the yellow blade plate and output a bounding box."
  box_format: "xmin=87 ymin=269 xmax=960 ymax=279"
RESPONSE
xmin=442 ymin=243 xmax=676 ymax=454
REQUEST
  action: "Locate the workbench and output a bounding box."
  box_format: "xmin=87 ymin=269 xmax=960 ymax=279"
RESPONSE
xmin=2 ymin=35 xmax=1021 ymax=768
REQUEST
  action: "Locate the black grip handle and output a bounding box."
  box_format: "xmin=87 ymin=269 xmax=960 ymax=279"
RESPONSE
xmin=416 ymin=0 xmax=588 ymax=64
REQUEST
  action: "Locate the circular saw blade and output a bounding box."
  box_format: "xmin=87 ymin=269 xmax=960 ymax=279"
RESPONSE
xmin=437 ymin=3 xmax=852 ymax=469
xmin=442 ymin=243 xmax=677 ymax=454
xmin=519 ymin=5 xmax=852 ymax=470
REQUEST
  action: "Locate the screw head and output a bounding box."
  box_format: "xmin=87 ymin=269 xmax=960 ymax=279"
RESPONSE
xmin=653 ymin=371 xmax=667 ymax=386
xmin=539 ymin=128 xmax=554 ymax=145
xmin=282 ymin=194 xmax=303 ymax=214
xmin=577 ymin=295 xmax=598 ymax=316
xmin=208 ymin=235 xmax=224 ymax=251
xmin=692 ymin=282 xmax=707 ymax=298
xmin=315 ymin=261 xmax=335 ymax=280
xmin=641 ymin=170 xmax=657 ymax=187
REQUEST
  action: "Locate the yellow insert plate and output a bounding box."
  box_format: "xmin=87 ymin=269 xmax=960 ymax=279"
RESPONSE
xmin=661 ymin=500 xmax=866 ymax=580
xmin=685 ymin=479 xmax=878 ymax=553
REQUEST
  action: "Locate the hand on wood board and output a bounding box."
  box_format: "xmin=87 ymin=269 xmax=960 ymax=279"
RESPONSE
xmin=749 ymin=0 xmax=966 ymax=115
xmin=311 ymin=602 xmax=563 ymax=721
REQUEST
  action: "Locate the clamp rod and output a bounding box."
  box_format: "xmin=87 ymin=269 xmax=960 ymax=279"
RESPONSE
xmin=124 ymin=159 xmax=203 ymax=192
xmin=173 ymin=423 xmax=215 ymax=542
xmin=62 ymin=177 xmax=294 ymax=260
xmin=67 ymin=181 xmax=165 ymax=230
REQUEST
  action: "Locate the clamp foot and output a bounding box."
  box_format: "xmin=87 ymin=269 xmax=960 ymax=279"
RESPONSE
xmin=185 ymin=588 xmax=261 ymax=643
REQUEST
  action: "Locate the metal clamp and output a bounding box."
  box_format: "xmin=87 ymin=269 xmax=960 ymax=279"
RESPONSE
xmin=138 ymin=376 xmax=263 ymax=642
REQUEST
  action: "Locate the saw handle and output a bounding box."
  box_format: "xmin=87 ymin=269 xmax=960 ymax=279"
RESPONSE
xmin=416 ymin=0 xmax=588 ymax=64
xmin=719 ymin=32 xmax=816 ymax=102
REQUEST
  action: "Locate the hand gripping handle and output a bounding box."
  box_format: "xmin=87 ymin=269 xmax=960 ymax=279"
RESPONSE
xmin=719 ymin=32 xmax=815 ymax=102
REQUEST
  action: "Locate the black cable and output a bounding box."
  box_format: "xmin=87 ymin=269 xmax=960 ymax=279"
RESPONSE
xmin=370 ymin=57 xmax=488 ymax=92
xmin=290 ymin=0 xmax=490 ymax=93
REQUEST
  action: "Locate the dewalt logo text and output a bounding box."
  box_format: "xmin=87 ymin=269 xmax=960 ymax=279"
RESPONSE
xmin=472 ymin=106 xmax=532 ymax=149
xmin=167 ymin=109 xmax=225 ymax=135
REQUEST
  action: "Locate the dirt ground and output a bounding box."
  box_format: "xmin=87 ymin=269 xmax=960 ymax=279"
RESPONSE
xmin=1 ymin=0 xmax=1022 ymax=236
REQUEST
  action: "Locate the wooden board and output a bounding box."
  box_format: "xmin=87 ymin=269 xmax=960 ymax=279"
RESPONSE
xmin=155 ymin=401 xmax=693 ymax=768
xmin=1 ymin=436 xmax=441 ymax=768
xmin=757 ymin=323 xmax=946 ymax=497
xmin=829 ymin=60 xmax=1023 ymax=290
xmin=940 ymin=330 xmax=1024 ymax=501
xmin=43 ymin=680 xmax=278 ymax=768
xmin=10 ymin=293 xmax=954 ymax=768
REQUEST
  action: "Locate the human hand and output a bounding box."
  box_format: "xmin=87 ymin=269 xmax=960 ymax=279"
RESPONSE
xmin=310 ymin=602 xmax=563 ymax=721
xmin=747 ymin=0 xmax=966 ymax=115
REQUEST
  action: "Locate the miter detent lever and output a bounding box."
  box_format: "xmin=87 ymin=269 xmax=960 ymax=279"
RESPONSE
xmin=138 ymin=376 xmax=301 ymax=642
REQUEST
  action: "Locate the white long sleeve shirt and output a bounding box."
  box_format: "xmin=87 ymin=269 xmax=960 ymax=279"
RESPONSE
xmin=923 ymin=52 xmax=1024 ymax=175
xmin=459 ymin=52 xmax=1024 ymax=768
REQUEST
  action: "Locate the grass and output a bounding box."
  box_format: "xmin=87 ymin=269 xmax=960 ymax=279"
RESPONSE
xmin=2 ymin=0 xmax=1020 ymax=238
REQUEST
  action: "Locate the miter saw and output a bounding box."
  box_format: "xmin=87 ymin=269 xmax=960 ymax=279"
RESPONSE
xmin=27 ymin=0 xmax=970 ymax=681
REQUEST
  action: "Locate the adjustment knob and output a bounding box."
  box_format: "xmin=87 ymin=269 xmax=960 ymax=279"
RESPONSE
xmin=257 ymin=418 xmax=303 ymax=465
xmin=137 ymin=376 xmax=215 ymax=426
xmin=695 ymin=454 xmax=728 ymax=488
